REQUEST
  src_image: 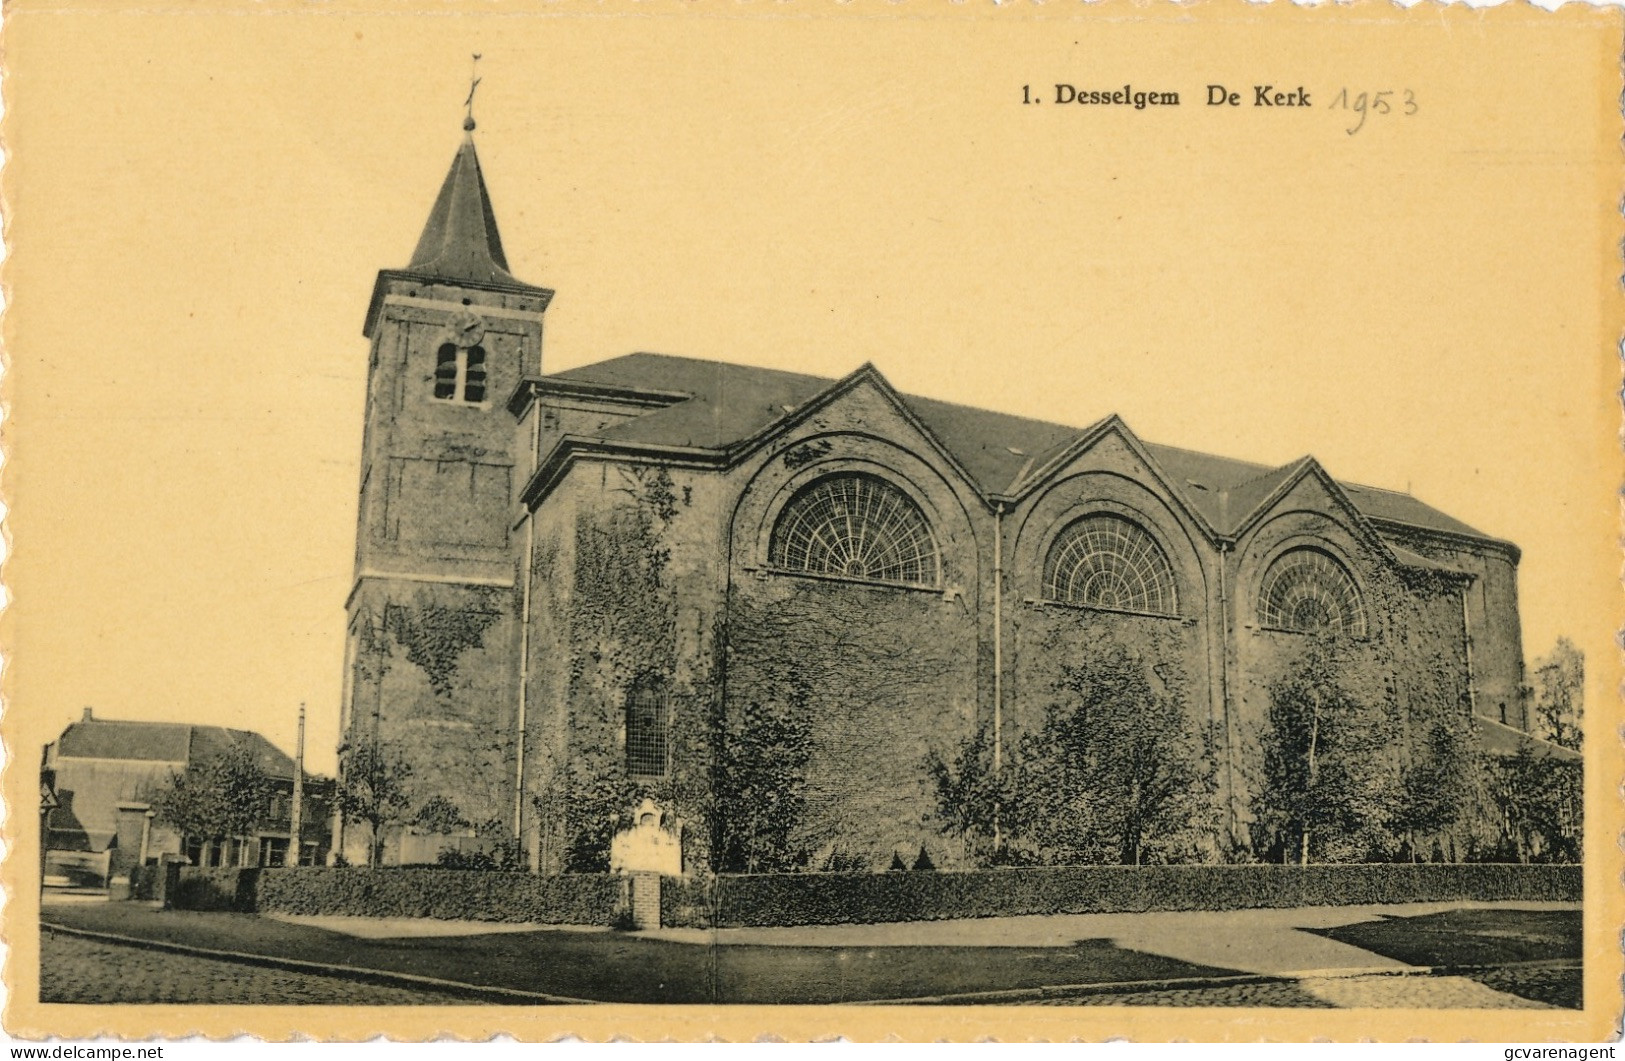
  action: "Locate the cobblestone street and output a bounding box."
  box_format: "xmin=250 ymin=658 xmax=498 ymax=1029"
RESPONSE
xmin=1036 ymin=981 xmax=1337 ymax=1007
xmin=40 ymin=934 xmax=463 ymax=1006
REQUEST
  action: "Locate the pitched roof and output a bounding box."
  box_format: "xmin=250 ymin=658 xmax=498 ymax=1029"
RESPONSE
xmin=1476 ymin=716 xmax=1583 ymax=762
xmin=404 ymin=135 xmax=542 ymax=292
xmin=55 ymin=719 xmax=297 ymax=779
xmin=545 ymin=353 xmax=1503 ymax=546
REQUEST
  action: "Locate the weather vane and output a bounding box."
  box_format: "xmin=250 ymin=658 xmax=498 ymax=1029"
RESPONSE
xmin=464 ymin=53 xmax=483 ymax=132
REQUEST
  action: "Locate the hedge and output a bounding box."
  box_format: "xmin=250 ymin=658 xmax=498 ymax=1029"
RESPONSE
xmin=172 ymin=867 xmax=627 ymax=925
xmin=710 ymin=863 xmax=1583 ymax=928
xmin=169 ymin=863 xmax=1580 ymax=929
xmin=658 ymin=874 xmax=716 ymax=929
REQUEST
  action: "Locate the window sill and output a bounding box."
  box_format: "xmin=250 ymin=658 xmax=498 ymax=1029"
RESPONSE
xmin=1253 ymin=623 xmax=1369 ymax=642
xmin=1031 ymin=597 xmax=1192 ymax=624
xmin=749 ymin=566 xmax=942 ymax=594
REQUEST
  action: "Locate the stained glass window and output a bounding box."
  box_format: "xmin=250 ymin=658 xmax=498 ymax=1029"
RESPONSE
xmin=1259 ymin=548 xmax=1365 ymax=635
xmin=626 ymin=683 xmax=669 ymax=777
xmin=770 ymin=474 xmax=938 ymax=586
xmin=1043 ymin=515 xmax=1179 ymax=615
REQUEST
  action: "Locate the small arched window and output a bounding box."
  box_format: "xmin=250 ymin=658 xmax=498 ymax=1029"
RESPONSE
xmin=1043 ymin=514 xmax=1179 ymax=616
xmin=433 ymin=344 xmax=487 ymax=404
xmin=770 ymin=473 xmax=938 ymax=586
xmin=625 ymin=680 xmax=670 ymax=778
xmin=1259 ymin=547 xmax=1366 ymax=636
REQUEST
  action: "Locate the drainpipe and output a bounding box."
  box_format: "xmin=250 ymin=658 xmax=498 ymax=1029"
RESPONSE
xmin=1460 ymin=580 xmax=1477 ymax=716
xmin=993 ymin=503 xmax=1005 ymax=773
xmin=1217 ymin=542 xmax=1236 ymax=845
xmin=514 ymin=397 xmax=543 ymax=845
xmin=992 ymin=503 xmax=1005 ymax=851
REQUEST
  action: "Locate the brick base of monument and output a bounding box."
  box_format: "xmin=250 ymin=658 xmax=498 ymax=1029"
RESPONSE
xmin=630 ymin=873 xmax=661 ymax=930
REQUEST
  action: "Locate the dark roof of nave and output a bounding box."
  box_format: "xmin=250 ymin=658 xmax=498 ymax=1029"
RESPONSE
xmin=547 ymin=353 xmax=1501 ymax=545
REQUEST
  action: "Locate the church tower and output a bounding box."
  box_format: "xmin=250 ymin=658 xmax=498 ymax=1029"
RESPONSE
xmin=339 ymin=116 xmax=552 ymax=862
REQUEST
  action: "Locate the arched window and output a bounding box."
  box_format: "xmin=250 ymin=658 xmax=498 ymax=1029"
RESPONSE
xmin=1259 ymin=547 xmax=1365 ymax=635
xmin=1043 ymin=514 xmax=1179 ymax=615
xmin=433 ymin=343 xmax=487 ymax=404
xmin=625 ymin=680 xmax=670 ymax=778
xmin=770 ymin=473 xmax=938 ymax=586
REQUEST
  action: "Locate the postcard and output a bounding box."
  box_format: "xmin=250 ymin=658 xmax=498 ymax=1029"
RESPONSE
xmin=5 ymin=0 xmax=1620 ymax=1042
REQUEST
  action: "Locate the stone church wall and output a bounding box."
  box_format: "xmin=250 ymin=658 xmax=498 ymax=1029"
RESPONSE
xmin=522 ymin=461 xmax=727 ymax=874
xmin=346 ymin=577 xmax=520 ymax=851
xmin=1228 ymin=506 xmax=1476 ymax=855
xmin=721 ymin=393 xmax=989 ymax=871
xmin=724 ymin=576 xmax=981 ymax=871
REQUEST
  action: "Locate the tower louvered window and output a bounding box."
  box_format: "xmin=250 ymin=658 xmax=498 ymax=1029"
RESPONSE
xmin=1044 ymin=515 xmax=1179 ymax=615
xmin=770 ymin=474 xmax=938 ymax=586
xmin=1259 ymin=548 xmax=1366 ymax=636
xmin=433 ymin=344 xmax=487 ymax=404
xmin=626 ymin=682 xmax=670 ymax=778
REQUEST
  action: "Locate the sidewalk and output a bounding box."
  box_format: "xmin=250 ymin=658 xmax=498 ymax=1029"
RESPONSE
xmin=39 ymin=898 xmax=1580 ymax=1007
xmin=642 ymin=901 xmax=1579 ymax=978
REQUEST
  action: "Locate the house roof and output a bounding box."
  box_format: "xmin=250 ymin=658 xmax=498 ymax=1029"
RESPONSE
xmin=545 ymin=353 xmax=1506 ymax=547
xmin=1475 ymin=716 xmax=1583 ymax=763
xmin=54 ymin=718 xmax=298 ymax=779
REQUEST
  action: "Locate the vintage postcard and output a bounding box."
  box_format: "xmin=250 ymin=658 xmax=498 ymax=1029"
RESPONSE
xmin=3 ymin=0 xmax=1620 ymax=1043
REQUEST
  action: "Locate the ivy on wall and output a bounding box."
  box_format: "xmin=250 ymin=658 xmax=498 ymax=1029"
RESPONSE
xmin=723 ymin=580 xmax=974 ymax=868
xmin=549 ymin=466 xmax=716 ymax=874
xmin=383 ymin=592 xmax=502 ymax=698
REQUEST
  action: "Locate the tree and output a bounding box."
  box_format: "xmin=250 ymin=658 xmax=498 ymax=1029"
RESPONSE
xmin=151 ymin=743 xmax=274 ymax=866
xmin=712 ymin=690 xmax=813 ymax=874
xmin=414 ymin=795 xmax=469 ymax=835
xmin=1010 ymin=637 xmax=1212 ymax=866
xmin=1490 ymin=746 xmax=1583 ymax=864
xmin=1529 ymin=637 xmax=1583 ymax=751
xmin=1252 ymin=637 xmax=1398 ymax=864
xmin=925 ymin=722 xmax=1009 ymax=865
xmin=338 ymin=740 xmax=414 ymax=867
xmin=1392 ymin=710 xmax=1479 ymax=861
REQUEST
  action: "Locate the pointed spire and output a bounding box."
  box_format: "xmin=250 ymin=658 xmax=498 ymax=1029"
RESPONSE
xmin=406 ymin=132 xmax=528 ymax=288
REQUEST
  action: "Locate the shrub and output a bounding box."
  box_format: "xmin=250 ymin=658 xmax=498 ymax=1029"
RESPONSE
xmin=659 ymin=874 xmax=715 ymax=929
xmin=172 ymin=866 xmax=626 ymax=924
xmin=170 ymin=868 xmax=259 ymax=912
xmin=711 ymin=863 xmax=1581 ymax=928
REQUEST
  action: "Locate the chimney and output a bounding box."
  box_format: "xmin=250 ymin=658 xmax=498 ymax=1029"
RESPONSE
xmin=81 ymin=707 xmax=94 ymax=722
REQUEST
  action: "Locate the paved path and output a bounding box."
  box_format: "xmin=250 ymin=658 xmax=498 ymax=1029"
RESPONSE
xmin=645 ymin=901 xmax=1577 ymax=978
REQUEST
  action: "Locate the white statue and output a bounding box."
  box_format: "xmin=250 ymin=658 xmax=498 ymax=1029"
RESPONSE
xmin=609 ymin=797 xmax=683 ymax=877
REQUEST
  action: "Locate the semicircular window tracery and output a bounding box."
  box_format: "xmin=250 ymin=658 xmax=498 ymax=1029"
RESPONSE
xmin=769 ymin=473 xmax=939 ymax=586
xmin=1258 ymin=547 xmax=1366 ymax=635
xmin=1042 ymin=515 xmax=1179 ymax=616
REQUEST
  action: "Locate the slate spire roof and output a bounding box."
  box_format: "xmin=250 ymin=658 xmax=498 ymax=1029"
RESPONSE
xmin=404 ymin=131 xmax=534 ymax=290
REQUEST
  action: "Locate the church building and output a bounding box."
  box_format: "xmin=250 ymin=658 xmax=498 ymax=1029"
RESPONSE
xmin=338 ymin=125 xmax=1541 ymax=872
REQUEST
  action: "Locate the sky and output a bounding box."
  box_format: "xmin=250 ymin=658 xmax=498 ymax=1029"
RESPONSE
xmin=6 ymin=4 xmax=1618 ymax=776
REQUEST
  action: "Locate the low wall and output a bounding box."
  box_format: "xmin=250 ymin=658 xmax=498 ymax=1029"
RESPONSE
xmin=707 ymin=863 xmax=1583 ymax=929
xmin=171 ymin=867 xmax=628 ymax=925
